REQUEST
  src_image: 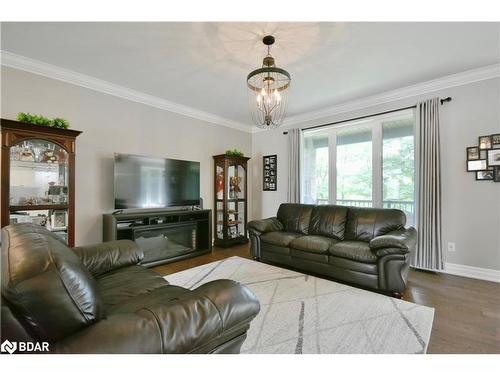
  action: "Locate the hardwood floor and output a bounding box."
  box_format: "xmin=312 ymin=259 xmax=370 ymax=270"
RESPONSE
xmin=152 ymin=244 xmax=500 ymax=354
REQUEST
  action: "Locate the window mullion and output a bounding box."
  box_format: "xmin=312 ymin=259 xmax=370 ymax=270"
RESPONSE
xmin=328 ymin=129 xmax=337 ymax=204
xmin=372 ymin=121 xmax=383 ymax=208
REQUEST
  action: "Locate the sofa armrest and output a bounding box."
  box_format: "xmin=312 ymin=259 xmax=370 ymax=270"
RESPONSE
xmin=54 ymin=279 xmax=260 ymax=354
xmin=369 ymin=227 xmax=417 ymax=257
xmin=72 ymin=240 xmax=144 ymax=277
xmin=248 ymin=217 xmax=283 ymax=234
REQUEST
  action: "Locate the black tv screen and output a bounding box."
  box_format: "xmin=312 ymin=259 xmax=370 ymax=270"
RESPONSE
xmin=114 ymin=153 xmax=200 ymax=209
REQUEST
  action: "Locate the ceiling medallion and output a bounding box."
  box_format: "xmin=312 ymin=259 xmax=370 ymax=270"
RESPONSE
xmin=247 ymin=35 xmax=291 ymax=129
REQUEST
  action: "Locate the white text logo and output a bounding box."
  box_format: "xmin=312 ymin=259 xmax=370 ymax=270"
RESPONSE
xmin=1 ymin=340 xmax=49 ymax=354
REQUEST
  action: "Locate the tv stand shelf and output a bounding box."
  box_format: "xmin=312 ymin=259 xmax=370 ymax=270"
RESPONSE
xmin=103 ymin=209 xmax=212 ymax=267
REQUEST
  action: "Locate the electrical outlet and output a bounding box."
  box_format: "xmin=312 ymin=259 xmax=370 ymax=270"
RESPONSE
xmin=447 ymin=242 xmax=456 ymax=252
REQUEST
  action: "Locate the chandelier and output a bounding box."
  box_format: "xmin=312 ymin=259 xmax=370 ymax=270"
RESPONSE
xmin=247 ymin=35 xmax=291 ymax=129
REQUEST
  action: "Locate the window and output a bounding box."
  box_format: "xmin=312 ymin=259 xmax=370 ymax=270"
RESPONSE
xmin=301 ymin=110 xmax=415 ymax=224
xmin=336 ymin=125 xmax=373 ymax=207
xmin=302 ymin=133 xmax=329 ymax=205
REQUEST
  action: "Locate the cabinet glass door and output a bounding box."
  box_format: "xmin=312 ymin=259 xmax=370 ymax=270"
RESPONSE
xmin=9 ymin=139 xmax=69 ymax=243
xmin=215 ymin=160 xmax=225 ymax=240
xmin=226 ymin=160 xmax=245 ymax=239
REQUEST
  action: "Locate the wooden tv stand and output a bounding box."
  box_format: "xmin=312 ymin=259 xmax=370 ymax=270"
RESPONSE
xmin=103 ymin=208 xmax=212 ymax=267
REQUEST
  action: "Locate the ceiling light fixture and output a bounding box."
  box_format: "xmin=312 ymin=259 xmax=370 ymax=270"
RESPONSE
xmin=247 ymin=35 xmax=291 ymax=129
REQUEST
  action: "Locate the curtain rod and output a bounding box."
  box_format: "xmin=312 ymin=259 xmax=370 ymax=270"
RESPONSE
xmin=282 ymin=96 xmax=452 ymax=134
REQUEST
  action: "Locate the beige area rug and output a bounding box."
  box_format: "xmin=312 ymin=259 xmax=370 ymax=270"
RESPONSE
xmin=165 ymin=256 xmax=434 ymax=354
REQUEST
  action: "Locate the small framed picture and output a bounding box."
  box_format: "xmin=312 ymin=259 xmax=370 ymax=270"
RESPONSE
xmin=49 ymin=210 xmax=68 ymax=230
xmin=491 ymin=134 xmax=500 ymax=147
xmin=263 ymin=154 xmax=277 ymax=191
xmin=487 ymin=149 xmax=500 ymax=167
xmin=467 ymin=159 xmax=487 ymax=171
xmin=467 ymin=146 xmax=479 ymax=160
xmin=494 ymin=166 xmax=500 ymax=182
xmin=476 ymin=170 xmax=494 ymax=181
xmin=479 ymin=136 xmax=492 ymax=150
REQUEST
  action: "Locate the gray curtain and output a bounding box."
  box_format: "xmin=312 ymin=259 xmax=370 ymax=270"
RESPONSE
xmin=287 ymin=128 xmax=301 ymax=203
xmin=414 ymin=97 xmax=443 ymax=270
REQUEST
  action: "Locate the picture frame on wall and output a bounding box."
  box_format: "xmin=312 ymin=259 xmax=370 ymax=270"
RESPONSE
xmin=263 ymin=155 xmax=277 ymax=191
xmin=466 ymin=146 xmax=479 ymax=160
xmin=487 ymin=149 xmax=500 ymax=167
xmin=478 ymin=135 xmax=492 ymax=150
xmin=476 ymin=170 xmax=494 ymax=181
xmin=491 ymin=134 xmax=500 ymax=147
xmin=467 ymin=159 xmax=487 ymax=171
xmin=494 ymin=166 xmax=500 ymax=182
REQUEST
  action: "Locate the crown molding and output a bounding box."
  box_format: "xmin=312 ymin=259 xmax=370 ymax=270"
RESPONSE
xmin=279 ymin=63 xmax=500 ymax=129
xmin=0 ymin=50 xmax=253 ymax=133
xmin=3 ymin=50 xmax=499 ymax=135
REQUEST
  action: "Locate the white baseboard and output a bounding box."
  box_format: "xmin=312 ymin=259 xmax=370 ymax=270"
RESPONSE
xmin=443 ymin=263 xmax=500 ymax=283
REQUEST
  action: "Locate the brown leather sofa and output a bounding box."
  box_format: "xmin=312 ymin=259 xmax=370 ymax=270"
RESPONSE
xmin=1 ymin=223 xmax=260 ymax=354
xmin=248 ymin=204 xmax=416 ymax=296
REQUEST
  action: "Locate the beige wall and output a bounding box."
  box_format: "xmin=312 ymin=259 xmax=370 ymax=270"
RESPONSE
xmin=2 ymin=66 xmax=499 ymax=272
xmin=1 ymin=67 xmax=253 ymax=245
xmin=252 ymin=78 xmax=500 ymax=271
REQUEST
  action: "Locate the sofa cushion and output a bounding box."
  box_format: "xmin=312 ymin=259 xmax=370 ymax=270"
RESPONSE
xmin=97 ymin=265 xmax=168 ymax=313
xmin=328 ymin=241 xmax=377 ymax=263
xmin=276 ymin=203 xmax=314 ymax=234
xmin=261 ymin=243 xmax=291 ymax=256
xmin=344 ymin=207 xmax=406 ymax=242
xmin=290 ymin=249 xmax=328 ymax=263
xmin=1 ymin=223 xmax=104 ymax=342
xmin=308 ymin=205 xmax=348 ymax=240
xmin=106 ymin=284 xmax=189 ymax=314
xmin=260 ymin=231 xmax=303 ymax=247
xmin=290 ymin=235 xmax=338 ymax=254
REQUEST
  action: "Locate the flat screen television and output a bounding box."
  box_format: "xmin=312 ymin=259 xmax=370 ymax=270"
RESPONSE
xmin=114 ymin=153 xmax=200 ymax=209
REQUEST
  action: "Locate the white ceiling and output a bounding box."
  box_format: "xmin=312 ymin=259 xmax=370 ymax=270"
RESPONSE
xmin=2 ymin=22 xmax=500 ymax=128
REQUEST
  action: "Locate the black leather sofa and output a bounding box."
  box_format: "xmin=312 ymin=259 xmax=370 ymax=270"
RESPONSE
xmin=1 ymin=223 xmax=260 ymax=354
xmin=248 ymin=203 xmax=416 ymax=296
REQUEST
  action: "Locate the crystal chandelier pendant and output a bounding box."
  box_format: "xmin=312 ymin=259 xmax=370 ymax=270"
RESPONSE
xmin=247 ymin=35 xmax=291 ymax=129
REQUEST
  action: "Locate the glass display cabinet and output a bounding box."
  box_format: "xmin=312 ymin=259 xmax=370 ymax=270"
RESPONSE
xmin=213 ymin=154 xmax=250 ymax=247
xmin=1 ymin=119 xmax=82 ymax=246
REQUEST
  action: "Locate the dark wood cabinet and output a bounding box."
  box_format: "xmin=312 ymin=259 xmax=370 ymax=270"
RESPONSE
xmin=103 ymin=209 xmax=212 ymax=267
xmin=213 ymin=154 xmax=250 ymax=247
xmin=1 ymin=119 xmax=82 ymax=246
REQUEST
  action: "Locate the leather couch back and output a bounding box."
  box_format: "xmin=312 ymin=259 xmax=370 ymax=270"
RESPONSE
xmin=1 ymin=224 xmax=104 ymax=342
xmin=276 ymin=204 xmax=405 ymax=242
xmin=344 ymin=207 xmax=406 ymax=242
xmin=277 ymin=204 xmax=314 ymax=234
xmin=308 ymin=205 xmax=348 ymax=240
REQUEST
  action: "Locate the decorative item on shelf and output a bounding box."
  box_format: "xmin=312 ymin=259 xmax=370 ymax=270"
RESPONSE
xmin=48 ymin=210 xmax=68 ymax=231
xmin=19 ymin=146 xmax=35 ymax=162
xmin=263 ymin=154 xmax=277 ymax=191
xmin=216 ymin=171 xmax=224 ymax=200
xmin=466 ymin=133 xmax=500 ymax=182
xmin=247 ymin=35 xmax=291 ymax=129
xmin=225 ymin=149 xmax=244 ymax=157
xmin=42 ymin=149 xmax=59 ymax=163
xmin=48 ymin=183 xmax=68 ymax=204
xmin=17 ymin=112 xmax=70 ymax=129
xmin=229 ymin=176 xmax=242 ymax=199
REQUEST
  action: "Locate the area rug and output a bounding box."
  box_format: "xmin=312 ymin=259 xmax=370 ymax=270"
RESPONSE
xmin=165 ymin=256 xmax=434 ymax=354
